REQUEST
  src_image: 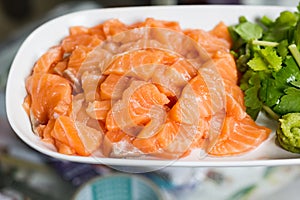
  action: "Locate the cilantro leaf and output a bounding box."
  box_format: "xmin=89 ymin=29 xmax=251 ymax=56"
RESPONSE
xmin=263 ymin=11 xmax=299 ymax=42
xmin=273 ymin=56 xmax=299 ymax=86
xmin=260 ymin=78 xmax=283 ymax=107
xmin=273 ymin=87 xmax=300 ymax=115
xmin=247 ymin=46 xmax=282 ymax=72
xmin=233 ymin=21 xmax=263 ymax=41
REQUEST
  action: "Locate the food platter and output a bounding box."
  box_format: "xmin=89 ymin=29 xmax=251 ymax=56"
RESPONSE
xmin=6 ymin=5 xmax=300 ymax=167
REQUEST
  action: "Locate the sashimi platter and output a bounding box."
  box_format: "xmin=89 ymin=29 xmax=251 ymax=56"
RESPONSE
xmin=6 ymin=5 xmax=300 ymax=167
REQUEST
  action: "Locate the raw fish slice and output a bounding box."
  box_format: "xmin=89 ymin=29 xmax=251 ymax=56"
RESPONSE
xmin=33 ymin=46 xmax=64 ymax=74
xmin=209 ymin=21 xmax=233 ymax=47
xmin=133 ymin=119 xmax=208 ymax=158
xmin=25 ymin=73 xmax=72 ymax=124
xmin=209 ymin=116 xmax=271 ymax=156
xmin=61 ymin=34 xmax=101 ymax=53
xmin=100 ymin=74 xmax=131 ymax=100
xmin=81 ymin=70 xmax=105 ymax=102
xmin=86 ymin=100 xmax=111 ymax=121
xmin=212 ymin=51 xmax=238 ymax=84
xmin=184 ymin=28 xmax=230 ymax=56
xmin=51 ymin=115 xmax=103 ymax=156
xmin=169 ymin=74 xmax=212 ymax=124
xmin=103 ymin=49 xmax=178 ymax=75
xmin=106 ymin=81 xmax=169 ymax=134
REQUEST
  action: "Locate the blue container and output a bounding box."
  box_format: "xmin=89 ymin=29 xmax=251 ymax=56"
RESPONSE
xmin=73 ymin=174 xmax=164 ymax=200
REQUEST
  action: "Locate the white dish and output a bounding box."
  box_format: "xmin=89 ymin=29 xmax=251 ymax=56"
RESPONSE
xmin=6 ymin=5 xmax=300 ymax=167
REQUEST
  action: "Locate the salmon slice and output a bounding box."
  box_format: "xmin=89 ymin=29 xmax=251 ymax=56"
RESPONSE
xmin=61 ymin=34 xmax=102 ymax=53
xmin=184 ymin=29 xmax=231 ymax=56
xmin=209 ymin=115 xmax=271 ymax=156
xmin=86 ymin=100 xmax=111 ymax=121
xmin=69 ymin=26 xmax=89 ymax=36
xmin=41 ymin=119 xmax=56 ymax=145
xmin=103 ymin=49 xmax=178 ymax=75
xmin=88 ymin=24 xmax=106 ymax=40
xmin=157 ymin=122 xmax=208 ymax=158
xmin=102 ymin=19 xmax=128 ymax=37
xmin=100 ymin=74 xmax=130 ymax=100
xmin=53 ymin=57 xmax=69 ymax=76
xmin=51 ymin=115 xmax=86 ymax=155
xmin=132 ymin=18 xmax=182 ymax=31
xmin=33 ymin=46 xmax=64 ymax=74
xmin=151 ymin=59 xmax=198 ymax=97
xmin=209 ymin=21 xmax=233 ymax=47
xmin=25 ymin=73 xmax=72 ymax=124
xmin=212 ymin=51 xmax=238 ymax=84
xmin=224 ymin=79 xmax=247 ymax=120
xmin=105 ymin=81 xmax=169 ymax=133
xmin=22 ymin=95 xmax=31 ymax=116
xmin=102 ymin=130 xmax=137 ymax=157
xmin=51 ymin=115 xmax=103 ymax=156
xmin=132 ymin=120 xmax=178 ymax=154
xmin=67 ymin=45 xmax=91 ymax=75
xmin=55 ymin=140 xmax=76 ymax=155
xmin=81 ymin=70 xmax=105 ymax=102
xmin=169 ymin=74 xmax=212 ymax=124
xmin=133 ymin=119 xmax=207 ymax=157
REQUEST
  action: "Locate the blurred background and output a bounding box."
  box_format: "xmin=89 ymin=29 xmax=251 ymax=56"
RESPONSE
xmin=1 ymin=0 xmax=300 ymax=199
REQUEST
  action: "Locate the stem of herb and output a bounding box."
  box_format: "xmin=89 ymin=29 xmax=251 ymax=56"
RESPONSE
xmin=262 ymin=105 xmax=280 ymax=121
xmin=288 ymin=44 xmax=300 ymax=69
xmin=252 ymin=40 xmax=279 ymax=47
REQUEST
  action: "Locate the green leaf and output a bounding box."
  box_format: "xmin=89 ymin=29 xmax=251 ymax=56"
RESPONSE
xmin=274 ymin=87 xmax=300 ymax=115
xmin=260 ymin=78 xmax=284 ymax=107
xmin=274 ymin=56 xmax=300 ymax=86
xmin=260 ymin=15 xmax=274 ymax=28
xmin=247 ymin=47 xmax=282 ymax=72
xmin=244 ymin=86 xmax=261 ymax=109
xmin=293 ymin=21 xmax=300 ymax=47
xmin=277 ymin=40 xmax=289 ymax=59
xmin=233 ymin=21 xmax=263 ymax=41
xmin=241 ymin=71 xmax=264 ymax=120
xmin=263 ymin=11 xmax=298 ymax=42
xmin=291 ymin=80 xmax=300 ymax=88
xmin=247 ymin=52 xmax=268 ymax=71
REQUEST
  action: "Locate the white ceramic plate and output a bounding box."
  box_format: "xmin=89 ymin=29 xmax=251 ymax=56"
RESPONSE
xmin=6 ymin=5 xmax=300 ymax=167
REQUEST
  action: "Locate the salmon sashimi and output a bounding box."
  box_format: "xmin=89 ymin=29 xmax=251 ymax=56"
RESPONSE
xmin=53 ymin=57 xmax=69 ymax=76
xmin=131 ymin=18 xmax=181 ymax=31
xmin=169 ymin=74 xmax=213 ymax=124
xmin=106 ymin=81 xmax=169 ymax=134
xmin=102 ymin=19 xmax=129 ymax=37
xmin=86 ymin=100 xmax=111 ymax=121
xmin=33 ymin=46 xmax=64 ymax=74
xmin=66 ymin=45 xmax=91 ymax=75
xmin=209 ymin=115 xmax=271 ymax=156
xmin=103 ymin=49 xmax=178 ymax=75
xmin=102 ymin=130 xmax=142 ymax=157
xmin=23 ymin=18 xmax=271 ymax=158
xmin=25 ymin=73 xmax=72 ymax=125
xmin=133 ymin=119 xmax=208 ymax=158
xmin=132 ymin=120 xmax=179 ymax=154
xmin=51 ymin=115 xmax=103 ymax=156
xmin=61 ymin=34 xmax=102 ymax=53
xmin=184 ymin=28 xmax=231 ymax=56
xmin=212 ymin=51 xmax=238 ymax=84
xmin=81 ymin=70 xmax=105 ymax=102
xmin=100 ymin=74 xmax=130 ymax=100
xmin=224 ymin=79 xmax=247 ymax=120
xmin=209 ymin=21 xmax=233 ymax=47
